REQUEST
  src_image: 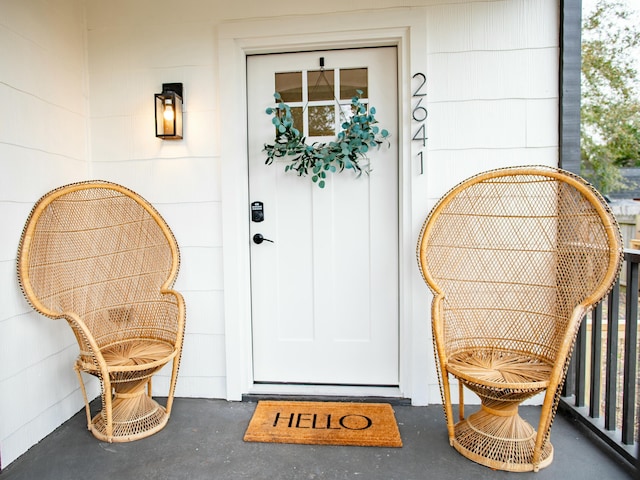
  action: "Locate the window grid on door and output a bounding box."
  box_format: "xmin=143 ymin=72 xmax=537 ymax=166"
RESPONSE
xmin=275 ymin=68 xmax=368 ymax=139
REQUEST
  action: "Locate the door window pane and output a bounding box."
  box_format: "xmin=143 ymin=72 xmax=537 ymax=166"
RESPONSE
xmin=275 ymin=72 xmax=302 ymax=103
xmin=308 ymin=106 xmax=334 ymax=136
xmin=307 ymin=70 xmax=335 ymax=101
xmin=340 ymin=68 xmax=368 ymax=99
xmin=339 ymin=104 xmax=354 ymax=124
xmin=290 ymin=107 xmax=303 ymax=131
xmin=274 ymin=107 xmax=303 ymax=135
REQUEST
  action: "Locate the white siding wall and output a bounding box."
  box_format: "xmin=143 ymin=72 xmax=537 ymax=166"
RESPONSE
xmin=86 ymin=17 xmax=226 ymax=399
xmin=0 ymin=0 xmax=560 ymax=467
xmin=426 ymin=0 xmax=558 ymax=201
xmin=0 ymin=0 xmax=91 ymax=467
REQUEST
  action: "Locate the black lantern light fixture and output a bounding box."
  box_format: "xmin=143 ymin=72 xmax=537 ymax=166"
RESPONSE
xmin=155 ymin=83 xmax=183 ymax=139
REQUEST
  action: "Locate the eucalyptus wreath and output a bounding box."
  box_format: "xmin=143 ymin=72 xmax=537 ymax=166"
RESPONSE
xmin=263 ymin=91 xmax=390 ymax=188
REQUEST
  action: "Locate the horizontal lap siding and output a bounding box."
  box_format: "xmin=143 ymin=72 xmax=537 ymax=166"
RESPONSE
xmin=425 ymin=0 xmax=559 ymax=205
xmin=0 ymin=0 xmax=90 ymax=467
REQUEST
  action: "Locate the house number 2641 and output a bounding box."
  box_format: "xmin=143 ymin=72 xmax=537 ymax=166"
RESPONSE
xmin=412 ymin=73 xmax=428 ymax=174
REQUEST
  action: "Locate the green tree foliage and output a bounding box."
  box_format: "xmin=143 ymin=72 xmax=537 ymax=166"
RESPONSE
xmin=581 ymin=0 xmax=640 ymax=194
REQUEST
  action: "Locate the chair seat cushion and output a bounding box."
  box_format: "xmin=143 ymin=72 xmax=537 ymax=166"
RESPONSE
xmin=447 ymin=349 xmax=553 ymax=390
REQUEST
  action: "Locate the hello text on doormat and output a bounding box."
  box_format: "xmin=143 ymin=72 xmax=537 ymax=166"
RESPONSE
xmin=243 ymin=400 xmax=402 ymax=447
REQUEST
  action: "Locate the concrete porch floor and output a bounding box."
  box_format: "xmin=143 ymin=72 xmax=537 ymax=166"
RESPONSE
xmin=1 ymin=398 xmax=634 ymax=480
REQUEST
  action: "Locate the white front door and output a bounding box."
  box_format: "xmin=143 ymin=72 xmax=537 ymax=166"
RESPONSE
xmin=247 ymin=47 xmax=398 ymax=387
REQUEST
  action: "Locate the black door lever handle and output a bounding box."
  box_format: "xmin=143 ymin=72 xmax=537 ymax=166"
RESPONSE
xmin=253 ymin=233 xmax=274 ymax=244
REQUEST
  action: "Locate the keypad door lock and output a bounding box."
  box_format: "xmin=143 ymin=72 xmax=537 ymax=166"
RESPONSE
xmin=251 ymin=201 xmax=264 ymax=222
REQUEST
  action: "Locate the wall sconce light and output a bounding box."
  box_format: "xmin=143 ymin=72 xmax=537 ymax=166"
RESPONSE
xmin=155 ymin=83 xmax=183 ymax=139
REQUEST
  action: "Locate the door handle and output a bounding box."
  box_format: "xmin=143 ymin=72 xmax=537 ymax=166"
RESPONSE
xmin=253 ymin=233 xmax=274 ymax=244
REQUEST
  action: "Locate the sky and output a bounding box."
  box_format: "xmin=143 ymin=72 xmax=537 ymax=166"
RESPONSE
xmin=582 ymin=0 xmax=640 ymax=33
xmin=582 ymin=0 xmax=640 ymax=89
xmin=582 ymin=0 xmax=640 ymax=31
xmin=582 ymin=0 xmax=636 ymax=14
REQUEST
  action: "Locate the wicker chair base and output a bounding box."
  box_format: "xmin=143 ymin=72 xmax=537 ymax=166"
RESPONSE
xmin=90 ymin=387 xmax=169 ymax=442
xmin=452 ymin=408 xmax=553 ymax=472
xmin=77 ymin=340 xmax=177 ymax=442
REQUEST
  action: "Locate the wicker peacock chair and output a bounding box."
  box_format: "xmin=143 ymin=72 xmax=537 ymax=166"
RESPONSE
xmin=18 ymin=181 xmax=185 ymax=443
xmin=417 ymin=166 xmax=623 ymax=472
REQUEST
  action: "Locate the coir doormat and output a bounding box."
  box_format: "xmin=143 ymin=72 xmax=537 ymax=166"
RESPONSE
xmin=243 ymin=401 xmax=402 ymax=447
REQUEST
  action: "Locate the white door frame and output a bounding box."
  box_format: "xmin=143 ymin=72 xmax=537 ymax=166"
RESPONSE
xmin=218 ymin=9 xmax=433 ymax=405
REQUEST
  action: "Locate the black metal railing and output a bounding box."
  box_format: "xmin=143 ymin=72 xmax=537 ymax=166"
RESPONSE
xmin=561 ymin=249 xmax=640 ymax=470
